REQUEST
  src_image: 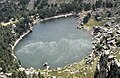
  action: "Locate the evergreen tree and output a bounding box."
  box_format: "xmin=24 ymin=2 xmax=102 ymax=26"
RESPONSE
xmin=11 ymin=71 xmax=17 ymax=78
xmin=92 ymin=4 xmax=96 ymax=11
xmin=95 ymin=14 xmax=101 ymax=21
xmin=84 ymin=3 xmax=91 ymax=11
xmin=83 ymin=16 xmax=89 ymax=24
xmin=18 ymin=71 xmax=27 ymax=78
xmin=95 ymin=0 xmax=102 ymax=8
xmin=87 ymin=13 xmax=91 ymax=18
xmin=38 ymin=72 xmax=44 ymax=78
xmin=106 ymin=11 xmax=111 ymax=17
xmin=106 ymin=2 xmax=113 ymax=8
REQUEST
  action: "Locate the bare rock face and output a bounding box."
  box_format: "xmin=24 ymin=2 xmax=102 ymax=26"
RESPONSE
xmin=107 ymin=59 xmax=120 ymax=78
xmin=92 ymin=11 xmax=120 ymax=77
xmin=94 ymin=53 xmax=120 ymax=78
xmin=94 ymin=54 xmax=109 ymax=78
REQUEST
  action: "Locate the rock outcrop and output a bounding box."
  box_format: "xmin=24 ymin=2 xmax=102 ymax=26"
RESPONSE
xmin=93 ymin=16 xmax=120 ymax=78
xmin=94 ymin=54 xmax=120 ymax=78
xmin=94 ymin=54 xmax=109 ymax=78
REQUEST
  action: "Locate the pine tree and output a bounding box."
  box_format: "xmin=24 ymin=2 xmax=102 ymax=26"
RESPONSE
xmin=38 ymin=72 xmax=44 ymax=78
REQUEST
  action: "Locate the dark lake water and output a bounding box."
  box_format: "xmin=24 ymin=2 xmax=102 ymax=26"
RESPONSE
xmin=15 ymin=16 xmax=92 ymax=69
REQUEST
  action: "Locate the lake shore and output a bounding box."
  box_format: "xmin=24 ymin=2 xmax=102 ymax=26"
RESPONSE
xmin=11 ymin=30 xmax=31 ymax=50
xmin=12 ymin=12 xmax=95 ymax=77
xmin=12 ymin=13 xmax=78 ymax=51
xmin=40 ymin=13 xmax=77 ymax=22
xmin=32 ymin=13 xmax=78 ymax=25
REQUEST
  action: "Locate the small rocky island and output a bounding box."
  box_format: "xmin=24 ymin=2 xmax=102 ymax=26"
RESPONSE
xmin=0 ymin=0 xmax=120 ymax=78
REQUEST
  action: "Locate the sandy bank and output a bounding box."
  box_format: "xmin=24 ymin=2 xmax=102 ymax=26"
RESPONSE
xmin=40 ymin=13 xmax=77 ymax=22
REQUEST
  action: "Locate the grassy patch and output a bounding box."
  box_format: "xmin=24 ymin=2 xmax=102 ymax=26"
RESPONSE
xmin=116 ymin=54 xmax=120 ymax=60
xmin=110 ymin=48 xmax=120 ymax=60
xmin=85 ymin=18 xmax=102 ymax=29
xmin=112 ymin=48 xmax=120 ymax=60
xmin=84 ymin=12 xmax=107 ymax=29
xmin=115 ymin=18 xmax=120 ymax=23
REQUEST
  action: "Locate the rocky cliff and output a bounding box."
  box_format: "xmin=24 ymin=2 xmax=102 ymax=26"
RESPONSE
xmin=94 ymin=54 xmax=120 ymax=78
xmin=93 ymin=17 xmax=120 ymax=78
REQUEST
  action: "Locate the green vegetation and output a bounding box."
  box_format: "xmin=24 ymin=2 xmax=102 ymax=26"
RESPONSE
xmin=36 ymin=1 xmax=84 ymax=19
xmin=0 ymin=25 xmax=19 ymax=72
xmin=84 ymin=11 xmax=109 ymax=29
xmin=83 ymin=16 xmax=90 ymax=24
xmin=85 ymin=18 xmax=102 ymax=28
xmin=0 ymin=0 xmax=30 ymax=22
xmin=0 ymin=17 xmax=31 ymax=73
xmin=0 ymin=0 xmax=115 ymax=22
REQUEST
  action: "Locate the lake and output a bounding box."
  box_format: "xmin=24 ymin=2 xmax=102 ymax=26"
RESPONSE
xmin=15 ymin=16 xmax=92 ymax=69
